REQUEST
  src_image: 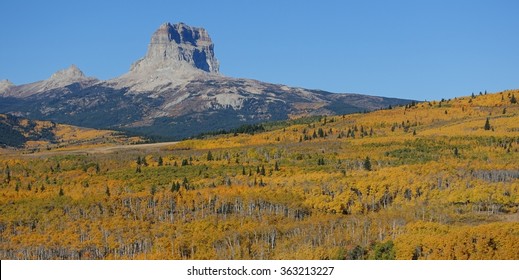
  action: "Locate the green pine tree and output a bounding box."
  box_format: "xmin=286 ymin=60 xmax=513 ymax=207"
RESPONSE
xmin=364 ymin=156 xmax=372 ymax=171
xmin=484 ymin=117 xmax=491 ymax=130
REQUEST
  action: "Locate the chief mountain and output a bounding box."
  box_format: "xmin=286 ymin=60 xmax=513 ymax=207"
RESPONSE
xmin=0 ymin=22 xmax=411 ymax=140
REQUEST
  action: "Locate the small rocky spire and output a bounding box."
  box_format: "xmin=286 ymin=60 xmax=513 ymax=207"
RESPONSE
xmin=0 ymin=79 xmax=14 ymax=94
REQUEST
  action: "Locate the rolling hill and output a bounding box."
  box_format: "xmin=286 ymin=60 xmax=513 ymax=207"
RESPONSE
xmin=0 ymin=90 xmax=518 ymax=260
xmin=0 ymin=114 xmax=145 ymax=152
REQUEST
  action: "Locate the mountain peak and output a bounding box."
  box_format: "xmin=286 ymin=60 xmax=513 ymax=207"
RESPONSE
xmin=112 ymin=22 xmax=220 ymax=92
xmin=0 ymin=65 xmax=97 ymax=98
xmin=129 ymin=22 xmax=219 ymax=75
xmin=50 ymin=64 xmax=86 ymax=81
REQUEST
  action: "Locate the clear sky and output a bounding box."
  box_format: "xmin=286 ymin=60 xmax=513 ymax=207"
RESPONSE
xmin=1 ymin=0 xmax=518 ymax=100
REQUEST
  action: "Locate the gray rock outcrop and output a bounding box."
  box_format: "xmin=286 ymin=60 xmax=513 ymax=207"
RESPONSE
xmin=0 ymin=79 xmax=14 ymax=94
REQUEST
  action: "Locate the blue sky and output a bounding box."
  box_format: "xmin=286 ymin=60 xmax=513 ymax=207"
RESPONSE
xmin=0 ymin=0 xmax=518 ymax=100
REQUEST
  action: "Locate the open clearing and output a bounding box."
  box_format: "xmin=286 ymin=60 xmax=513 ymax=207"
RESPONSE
xmin=0 ymin=141 xmax=179 ymax=157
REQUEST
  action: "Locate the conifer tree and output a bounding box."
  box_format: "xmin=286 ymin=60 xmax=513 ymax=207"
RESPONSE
xmin=484 ymin=117 xmax=491 ymax=130
xmin=4 ymin=165 xmax=11 ymax=183
xmin=364 ymin=156 xmax=372 ymax=171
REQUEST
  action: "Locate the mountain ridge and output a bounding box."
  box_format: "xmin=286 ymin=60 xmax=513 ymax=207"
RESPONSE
xmin=0 ymin=22 xmax=413 ymax=139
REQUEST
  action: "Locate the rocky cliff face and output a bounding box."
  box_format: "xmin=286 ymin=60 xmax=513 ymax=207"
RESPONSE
xmin=132 ymin=22 xmax=219 ymax=74
xmin=0 ymin=22 xmax=413 ymax=140
xmin=113 ymin=22 xmax=219 ymax=92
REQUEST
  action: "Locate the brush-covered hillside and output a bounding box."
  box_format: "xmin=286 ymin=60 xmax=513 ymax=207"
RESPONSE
xmin=0 ymin=114 xmax=145 ymax=152
xmin=1 ymin=90 xmax=518 ymax=260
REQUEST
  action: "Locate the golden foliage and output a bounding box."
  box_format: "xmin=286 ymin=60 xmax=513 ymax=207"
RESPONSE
xmin=1 ymin=90 xmax=519 ymax=259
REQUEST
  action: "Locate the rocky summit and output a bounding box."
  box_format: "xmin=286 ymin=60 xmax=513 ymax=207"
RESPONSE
xmin=0 ymin=22 xmax=412 ymax=140
xmin=113 ymin=22 xmax=220 ymax=92
xmin=138 ymin=22 xmax=219 ymax=74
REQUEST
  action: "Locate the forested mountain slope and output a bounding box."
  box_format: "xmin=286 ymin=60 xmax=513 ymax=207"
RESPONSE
xmin=0 ymin=114 xmax=144 ymax=152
